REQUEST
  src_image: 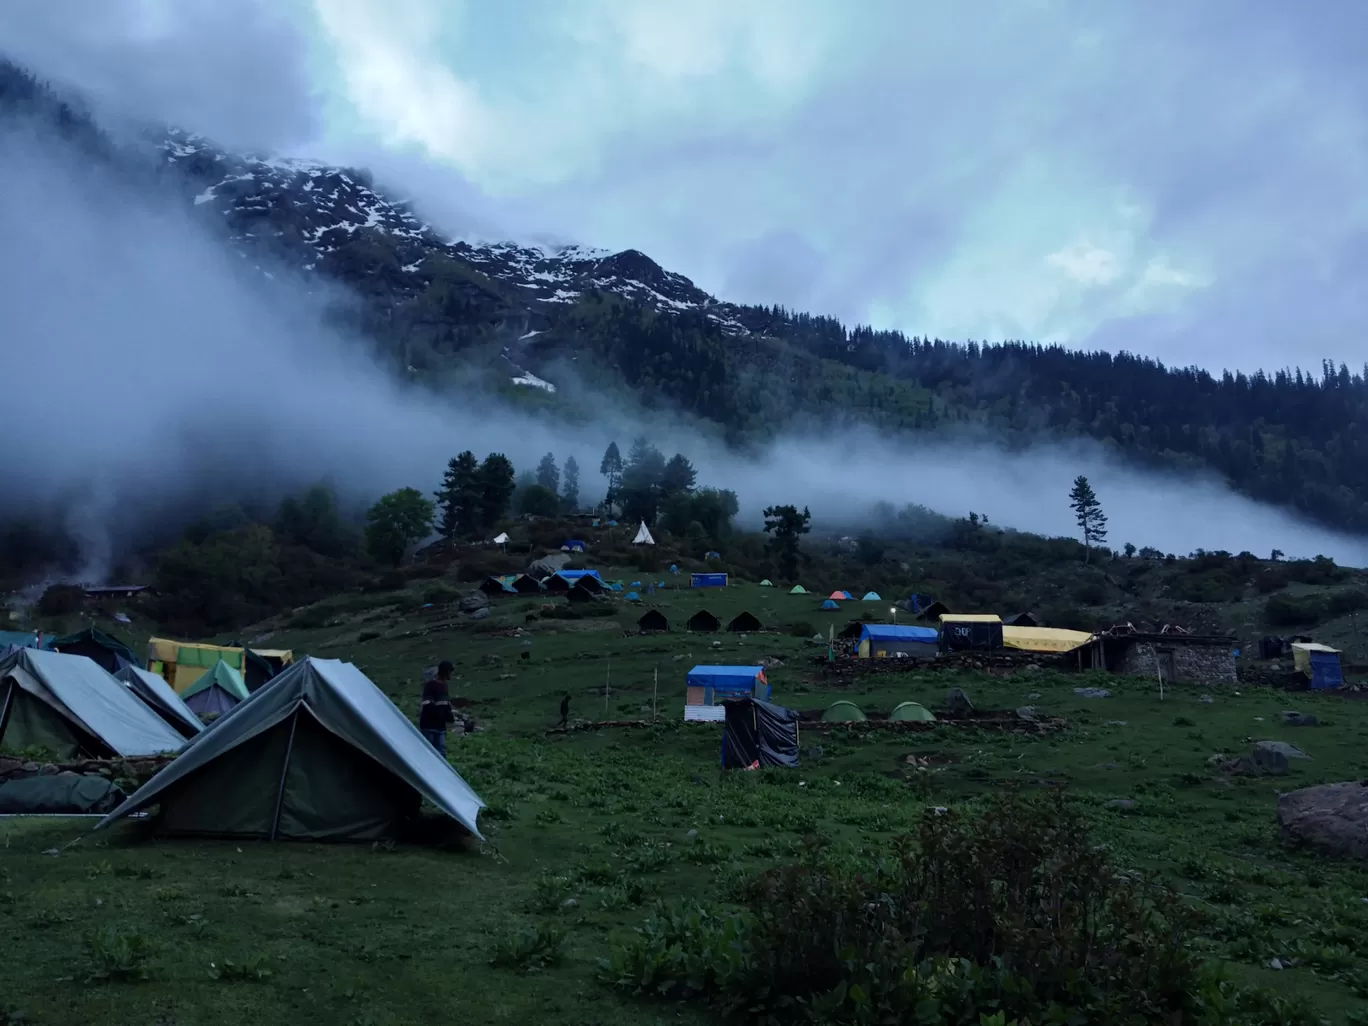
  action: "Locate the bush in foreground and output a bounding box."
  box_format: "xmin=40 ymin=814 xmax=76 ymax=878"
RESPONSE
xmin=600 ymin=793 xmax=1306 ymax=1025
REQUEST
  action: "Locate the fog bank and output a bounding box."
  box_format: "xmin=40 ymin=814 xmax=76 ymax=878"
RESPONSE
xmin=1 ymin=122 xmax=1365 ymax=580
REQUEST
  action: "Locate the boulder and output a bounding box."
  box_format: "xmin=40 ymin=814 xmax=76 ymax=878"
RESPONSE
xmin=477 ymin=654 xmax=504 ymax=668
xmin=466 ymin=606 xmax=491 ymax=622
xmin=1277 ymin=781 xmax=1368 ymax=858
xmin=1015 ymin=706 xmax=1038 ymax=723
xmin=1074 ymin=687 xmax=1111 ymax=699
xmin=1256 ymin=740 xmax=1310 ymax=760
xmin=945 ymin=688 xmax=974 ymax=716
xmin=1281 ymin=711 xmax=1319 ymax=727
xmin=458 ymin=591 xmax=490 ymax=613
xmin=1214 ymin=745 xmax=1290 ymax=776
xmin=1105 ymin=799 xmax=1135 ymax=810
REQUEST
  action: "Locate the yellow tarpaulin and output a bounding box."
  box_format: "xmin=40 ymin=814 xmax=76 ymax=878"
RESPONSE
xmin=1292 ymin=642 xmax=1340 ymax=677
xmin=939 ymin=614 xmax=1002 ymax=623
xmin=147 ymin=638 xmax=247 ymax=692
xmin=1002 ymin=626 xmax=1094 ymax=654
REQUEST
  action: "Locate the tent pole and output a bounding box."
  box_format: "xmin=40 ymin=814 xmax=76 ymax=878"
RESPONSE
xmin=0 ymin=685 xmax=13 ymax=739
xmin=269 ymin=713 xmax=301 ymax=842
xmin=652 ymin=668 xmax=658 ymax=723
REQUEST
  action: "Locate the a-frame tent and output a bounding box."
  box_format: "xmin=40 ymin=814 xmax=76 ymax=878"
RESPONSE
xmin=115 ymin=665 xmax=204 ymax=738
xmin=0 ymin=648 xmax=185 ymax=759
xmin=632 ymin=521 xmax=655 ymax=545
xmin=96 ymin=657 xmax=485 ymax=842
xmin=180 ymin=659 xmax=249 ymax=718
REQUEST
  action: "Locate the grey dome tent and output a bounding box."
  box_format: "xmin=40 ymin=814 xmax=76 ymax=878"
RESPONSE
xmin=97 ymin=657 xmax=486 ymax=842
xmin=0 ymin=648 xmax=185 ymax=759
xmin=114 ymin=665 xmax=203 ymax=737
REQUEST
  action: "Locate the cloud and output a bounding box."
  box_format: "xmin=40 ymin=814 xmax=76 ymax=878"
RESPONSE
xmin=302 ymin=0 xmax=1368 ymax=373
xmin=0 ymin=0 xmax=320 ymax=153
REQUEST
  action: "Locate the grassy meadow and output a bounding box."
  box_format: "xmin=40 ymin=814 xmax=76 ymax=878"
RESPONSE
xmin=3 ymin=579 xmax=1368 ymax=1025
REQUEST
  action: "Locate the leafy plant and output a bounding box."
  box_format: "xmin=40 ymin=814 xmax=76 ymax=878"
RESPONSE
xmin=490 ymin=922 xmax=565 ymax=973
xmin=83 ymin=926 xmax=156 ymax=984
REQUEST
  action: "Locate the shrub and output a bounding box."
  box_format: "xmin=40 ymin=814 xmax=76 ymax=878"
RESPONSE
xmin=601 ymin=792 xmax=1206 ymax=1024
xmin=37 ymin=583 xmax=84 ymax=617
xmin=1263 ymin=594 xmax=1324 ymax=627
xmin=422 ymin=583 xmax=460 ymax=606
xmin=788 ymin=621 xmax=815 ymax=638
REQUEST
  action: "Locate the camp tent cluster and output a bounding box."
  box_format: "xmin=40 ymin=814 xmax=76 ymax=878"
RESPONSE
xmin=0 ymin=648 xmax=186 ymax=759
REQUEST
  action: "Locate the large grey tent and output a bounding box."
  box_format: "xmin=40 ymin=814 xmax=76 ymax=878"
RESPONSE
xmin=0 ymin=649 xmax=185 ymax=759
xmin=97 ymin=657 xmax=485 ymax=842
xmin=114 ymin=665 xmax=203 ymax=738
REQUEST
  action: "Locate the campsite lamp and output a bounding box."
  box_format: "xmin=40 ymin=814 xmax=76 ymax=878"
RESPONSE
xmin=890 ymin=607 xmax=898 ymax=624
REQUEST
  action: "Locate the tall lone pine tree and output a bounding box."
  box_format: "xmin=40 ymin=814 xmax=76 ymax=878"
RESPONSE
xmin=1068 ymin=475 xmax=1108 ymax=563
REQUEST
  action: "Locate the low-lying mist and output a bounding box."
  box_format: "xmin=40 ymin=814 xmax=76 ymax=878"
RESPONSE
xmin=2 ymin=120 xmax=1365 ymax=584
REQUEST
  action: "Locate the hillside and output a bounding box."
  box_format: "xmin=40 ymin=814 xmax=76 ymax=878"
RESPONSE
xmin=2 ymin=58 xmax=1366 ymax=541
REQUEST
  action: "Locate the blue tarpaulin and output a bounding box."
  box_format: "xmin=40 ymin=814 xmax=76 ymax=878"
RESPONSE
xmin=0 ymin=631 xmax=53 ymax=650
xmin=687 ymin=665 xmax=770 ymax=702
xmin=1309 ymin=651 xmax=1344 ymax=690
xmin=858 ymin=624 xmax=939 ymax=645
xmin=691 ymin=573 xmax=728 ymax=588
xmin=556 ymin=569 xmax=601 ymax=582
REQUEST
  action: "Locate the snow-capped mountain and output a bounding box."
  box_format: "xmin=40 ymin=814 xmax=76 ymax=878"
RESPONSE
xmin=158 ymin=128 xmax=746 ymax=332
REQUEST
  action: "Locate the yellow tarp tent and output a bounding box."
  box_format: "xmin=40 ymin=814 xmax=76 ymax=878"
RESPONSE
xmin=1292 ymin=642 xmax=1340 ymax=678
xmin=1002 ymin=626 xmax=1094 ymax=654
xmin=148 ymin=639 xmax=294 ymax=693
xmin=939 ymin=614 xmax=1002 ymax=623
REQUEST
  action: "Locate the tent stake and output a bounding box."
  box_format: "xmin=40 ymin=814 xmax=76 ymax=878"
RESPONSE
xmin=269 ymin=713 xmax=301 ymax=841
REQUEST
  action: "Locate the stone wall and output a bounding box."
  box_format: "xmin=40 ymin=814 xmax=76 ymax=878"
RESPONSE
xmin=1117 ymin=640 xmax=1238 ymax=686
xmin=0 ymin=754 xmax=174 ymax=786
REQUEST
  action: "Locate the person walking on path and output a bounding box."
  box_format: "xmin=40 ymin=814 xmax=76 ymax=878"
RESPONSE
xmin=420 ymin=660 xmax=456 ymax=757
xmin=558 ymin=692 xmax=571 ymax=729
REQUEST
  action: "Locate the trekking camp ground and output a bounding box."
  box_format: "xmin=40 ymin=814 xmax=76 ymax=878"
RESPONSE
xmin=3 ymin=562 xmax=1365 ymax=1024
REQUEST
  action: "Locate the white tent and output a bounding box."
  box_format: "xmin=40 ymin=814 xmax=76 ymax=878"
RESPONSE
xmin=633 ymin=521 xmax=655 ymax=545
xmin=492 ymin=532 xmax=509 ymax=545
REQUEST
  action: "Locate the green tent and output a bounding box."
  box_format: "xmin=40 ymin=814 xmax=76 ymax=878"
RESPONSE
xmin=180 ymin=659 xmax=249 ymax=718
xmin=0 ymin=649 xmax=185 ymax=759
xmin=820 ymin=700 xmax=867 ymax=722
xmin=97 ymin=657 xmax=486 ymax=842
xmin=50 ymin=628 xmax=139 ymax=675
xmin=759 ymin=579 xmax=773 ymax=587
xmin=789 ymin=585 xmax=808 ymax=594
xmin=890 ymin=701 xmax=936 ymax=722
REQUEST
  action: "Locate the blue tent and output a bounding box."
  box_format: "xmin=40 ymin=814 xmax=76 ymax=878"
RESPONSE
xmin=1310 ymin=650 xmax=1344 ymax=690
xmin=556 ymin=569 xmax=602 ymax=582
xmin=856 ymin=624 xmax=939 ymax=659
xmin=687 ymin=665 xmax=770 ymax=704
xmin=626 ymin=591 xmax=640 ymax=602
xmin=691 ymin=573 xmax=728 ymax=588
xmin=0 ymin=631 xmax=53 ymax=650
xmin=609 ymin=583 xmax=624 ymax=592
xmin=705 ymin=550 xmax=721 ymax=559
xmin=821 ymin=599 xmax=840 ymax=610
xmin=629 ymin=581 xmax=641 ymax=588
xmin=669 ymin=564 xmax=680 ymax=574
xmin=561 ymin=539 xmax=587 ymax=552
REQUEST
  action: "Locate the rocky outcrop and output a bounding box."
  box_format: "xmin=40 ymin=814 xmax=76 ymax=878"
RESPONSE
xmin=1277 ymin=781 xmax=1368 ymax=858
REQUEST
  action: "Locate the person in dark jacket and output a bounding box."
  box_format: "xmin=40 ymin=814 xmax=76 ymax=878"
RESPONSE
xmin=559 ymin=692 xmax=571 ymax=729
xmin=420 ymin=660 xmax=456 ymax=756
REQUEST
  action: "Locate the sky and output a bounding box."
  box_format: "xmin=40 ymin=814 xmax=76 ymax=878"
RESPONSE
xmin=3 ymin=0 xmax=1367 ymax=375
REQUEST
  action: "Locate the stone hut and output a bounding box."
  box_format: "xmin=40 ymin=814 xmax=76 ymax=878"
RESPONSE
xmin=1077 ymin=631 xmax=1238 ymax=686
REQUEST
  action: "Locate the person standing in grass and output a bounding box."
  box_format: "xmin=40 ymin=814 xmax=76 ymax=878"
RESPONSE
xmin=559 ymin=692 xmax=571 ymax=729
xmin=420 ymin=660 xmax=456 ymax=757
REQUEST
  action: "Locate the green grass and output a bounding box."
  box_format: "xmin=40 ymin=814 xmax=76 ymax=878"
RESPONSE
xmin=5 ymin=581 xmax=1368 ymax=1024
